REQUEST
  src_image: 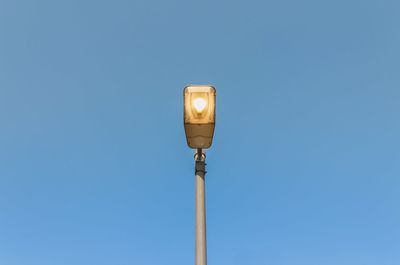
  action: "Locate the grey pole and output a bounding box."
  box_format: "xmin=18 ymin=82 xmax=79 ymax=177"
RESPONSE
xmin=195 ymin=148 xmax=207 ymax=265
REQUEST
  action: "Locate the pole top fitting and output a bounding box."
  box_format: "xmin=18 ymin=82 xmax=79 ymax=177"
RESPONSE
xmin=194 ymin=148 xmax=206 ymax=162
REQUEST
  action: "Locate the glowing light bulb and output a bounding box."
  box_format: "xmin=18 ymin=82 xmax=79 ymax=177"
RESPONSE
xmin=193 ymin=98 xmax=206 ymax=112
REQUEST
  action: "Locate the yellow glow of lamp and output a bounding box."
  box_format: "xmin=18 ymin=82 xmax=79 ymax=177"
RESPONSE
xmin=183 ymin=85 xmax=216 ymax=149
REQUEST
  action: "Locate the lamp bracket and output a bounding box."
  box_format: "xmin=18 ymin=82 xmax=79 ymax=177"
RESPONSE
xmin=194 ymin=149 xmax=207 ymax=175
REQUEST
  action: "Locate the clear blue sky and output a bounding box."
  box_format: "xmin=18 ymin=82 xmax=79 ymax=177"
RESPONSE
xmin=1 ymin=0 xmax=399 ymax=264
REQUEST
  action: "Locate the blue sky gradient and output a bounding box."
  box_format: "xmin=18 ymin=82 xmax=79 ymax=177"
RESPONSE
xmin=1 ymin=0 xmax=399 ymax=264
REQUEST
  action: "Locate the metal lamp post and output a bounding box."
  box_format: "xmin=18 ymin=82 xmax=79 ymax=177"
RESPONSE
xmin=183 ymin=85 xmax=216 ymax=265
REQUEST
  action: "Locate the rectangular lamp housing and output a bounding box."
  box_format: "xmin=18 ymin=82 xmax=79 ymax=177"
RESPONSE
xmin=183 ymin=85 xmax=216 ymax=149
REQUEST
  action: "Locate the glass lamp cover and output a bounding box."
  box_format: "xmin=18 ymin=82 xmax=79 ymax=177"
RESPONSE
xmin=183 ymin=85 xmax=216 ymax=149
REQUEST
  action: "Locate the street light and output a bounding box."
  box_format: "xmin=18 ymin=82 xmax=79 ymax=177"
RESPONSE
xmin=183 ymin=85 xmax=216 ymax=265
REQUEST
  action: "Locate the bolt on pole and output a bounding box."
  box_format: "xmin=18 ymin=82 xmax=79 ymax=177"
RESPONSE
xmin=195 ymin=148 xmax=207 ymax=265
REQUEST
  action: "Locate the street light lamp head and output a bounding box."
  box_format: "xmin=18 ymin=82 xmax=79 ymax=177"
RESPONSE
xmin=184 ymin=85 xmax=216 ymax=149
